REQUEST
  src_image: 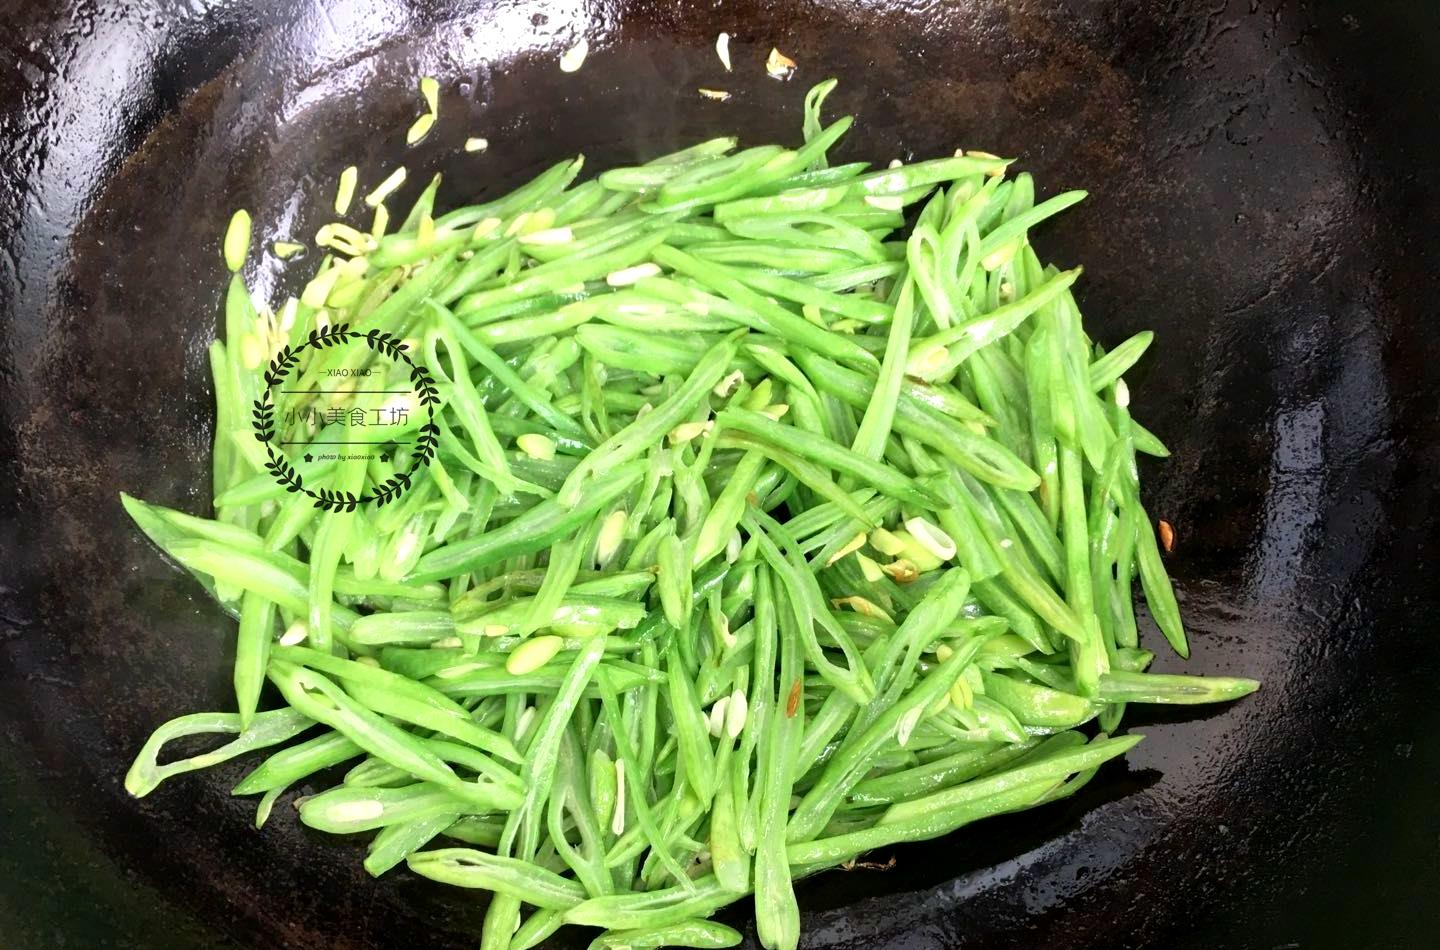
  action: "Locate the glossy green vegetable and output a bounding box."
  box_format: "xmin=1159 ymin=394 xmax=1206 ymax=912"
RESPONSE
xmin=121 ymin=78 xmax=1255 ymax=950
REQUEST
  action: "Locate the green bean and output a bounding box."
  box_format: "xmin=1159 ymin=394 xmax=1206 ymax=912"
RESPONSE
xmin=1089 ymin=330 xmax=1154 ymax=391
xmin=787 ymin=598 xmax=990 ymax=842
xmin=594 ymin=666 xmax=690 ymax=885
xmin=301 ymin=254 xmax=463 ymax=387
xmin=758 ymin=161 xmax=871 ymax=195
xmin=1132 ymin=420 xmax=1171 ymax=457
xmin=458 ymin=231 xmax=671 ymax=317
xmin=981 ymin=671 xmax=1098 ymax=728
xmin=344 ymin=737 xmax=523 ymax=791
xmin=349 ymin=610 xmax=455 ymax=645
xmin=715 ymin=432 xmax=876 ymax=529
xmin=266 ymin=660 xmax=479 ymax=795
xmin=907 ymin=267 xmax=1081 ymax=382
xmin=438 ymin=159 xmax=585 ymax=233
xmin=722 ymin=211 xmax=888 ymax=263
xmin=575 ymin=324 xmax=723 ymax=375
xmin=300 ymin=782 xmax=514 ymax=835
xmin=689 ymin=241 xmax=877 ymax=273
xmin=408 ymin=848 xmax=586 ymax=910
xmin=365 ymin=812 xmax=455 ymax=877
xmin=272 ymin=644 xmax=521 ymax=762
xmin=1133 ymin=504 xmax=1189 ymax=658
xmin=849 ymin=739 xmax=1038 ymax=806
xmin=795 ymin=353 xmax=1038 ymax=491
xmin=231 ymin=593 xmax=274 ymax=729
xmin=1097 ymin=670 xmax=1259 ymax=704
xmin=653 ymin=246 xmax=877 ymax=369
xmin=600 ymin=140 xmax=738 ymax=192
xmin=548 ymin=731 xmax=614 ymax=896
xmin=511 ymin=910 xmax=565 ymax=950
xmin=748 ymin=515 xmax=872 ymax=705
xmin=565 ymin=875 xmax=738 ymax=930
xmin=411 ymin=459 xmax=646 ymax=581
xmin=505 ymin=636 xmax=608 ymax=863
xmin=693 ymin=450 xmax=766 ymax=568
xmin=976 ymin=190 xmax=1087 ymax=259
xmin=232 ymin=730 xmax=363 ymax=795
xmin=721 ymin=267 xmax=892 ymax=324
xmin=163 ymin=539 xmax=359 ymax=644
xmin=123 ymin=84 xmax=1256 ymax=950
xmin=559 ymin=335 xmax=739 ymax=506
xmin=750 ymin=567 xmax=804 ymax=950
xmin=849 ymin=276 xmax=915 ymax=465
xmin=879 ymin=733 xmax=1140 ymax=826
xmin=897 ymin=441 xmax=999 ymax=582
xmin=433 ymin=303 xmax=589 ymax=442
xmin=454 ymin=594 xmax=646 ymax=635
xmin=125 ymin=709 xmax=313 ymax=798
xmin=709 ymin=775 xmax=749 ymax=892
xmin=719 ymin=408 xmax=941 ymax=509
xmin=589 ymin=919 xmax=743 ymax=950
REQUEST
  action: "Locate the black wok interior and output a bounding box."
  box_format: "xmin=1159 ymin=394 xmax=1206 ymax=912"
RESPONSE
xmin=3 ymin=1 xmax=1439 ymax=947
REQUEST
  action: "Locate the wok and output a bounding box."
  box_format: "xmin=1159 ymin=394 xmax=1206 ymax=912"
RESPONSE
xmin=2 ymin=0 xmax=1438 ymax=947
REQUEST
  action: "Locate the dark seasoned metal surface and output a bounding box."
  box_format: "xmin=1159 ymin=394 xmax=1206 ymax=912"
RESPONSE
xmin=2 ymin=1 xmax=1438 ymax=947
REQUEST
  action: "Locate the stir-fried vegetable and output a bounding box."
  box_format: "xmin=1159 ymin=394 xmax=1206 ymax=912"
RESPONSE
xmin=122 ymin=78 xmax=1256 ymax=950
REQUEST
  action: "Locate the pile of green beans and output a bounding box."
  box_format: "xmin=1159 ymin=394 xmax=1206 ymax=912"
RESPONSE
xmin=123 ymin=79 xmax=1257 ymax=950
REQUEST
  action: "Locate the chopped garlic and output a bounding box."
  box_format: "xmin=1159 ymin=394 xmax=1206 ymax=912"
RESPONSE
xmin=766 ymin=47 xmax=797 ymax=79
xmin=506 ymin=635 xmax=564 ymax=675
xmin=606 ymin=262 xmax=662 ymax=286
xmin=560 ymin=38 xmax=589 ymax=73
xmin=518 ymin=226 xmax=574 ymax=245
xmin=596 ymin=510 xmax=628 ymax=567
xmin=864 ymin=194 xmax=905 ymax=211
xmin=612 ymin=759 xmax=627 ymax=835
xmin=904 ymin=516 xmax=958 ymax=560
xmin=364 ymin=166 xmax=407 ymax=208
xmin=516 ymin=433 xmax=556 ymax=460
xmin=335 ymin=166 xmax=358 ymax=215
xmin=725 ymin=689 xmax=748 ymax=739
xmin=824 ymin=532 xmax=868 ymax=567
xmin=419 ymin=76 xmax=440 ymax=113
xmin=760 ymin=403 xmax=789 ymax=420
xmin=707 ymin=697 xmax=730 ymax=738
xmin=668 ymin=420 xmax=714 ymax=444
xmin=712 ymin=370 xmax=744 ymax=398
xmin=831 ymin=596 xmax=893 ymax=622
xmin=880 ymin=558 xmax=920 ymax=584
xmin=406 ymin=112 xmax=436 ymax=146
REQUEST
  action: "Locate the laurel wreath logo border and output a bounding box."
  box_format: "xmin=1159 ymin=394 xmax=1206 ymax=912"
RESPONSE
xmin=252 ymin=323 xmax=439 ymax=511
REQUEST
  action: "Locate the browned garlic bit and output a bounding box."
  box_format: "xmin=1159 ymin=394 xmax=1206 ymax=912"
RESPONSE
xmin=766 ymin=47 xmax=797 ymax=80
